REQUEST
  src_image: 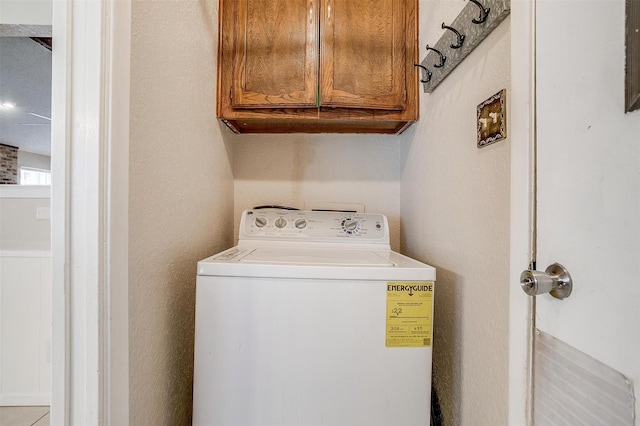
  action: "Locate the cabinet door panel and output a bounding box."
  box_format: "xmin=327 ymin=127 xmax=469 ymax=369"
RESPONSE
xmin=320 ymin=0 xmax=407 ymax=110
xmin=232 ymin=0 xmax=319 ymax=108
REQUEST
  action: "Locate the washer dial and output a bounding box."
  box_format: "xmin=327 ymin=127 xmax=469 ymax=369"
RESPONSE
xmin=274 ymin=217 xmax=288 ymax=229
xmin=254 ymin=216 xmax=268 ymax=228
xmin=294 ymin=218 xmax=307 ymax=229
xmin=341 ymin=218 xmax=361 ymax=235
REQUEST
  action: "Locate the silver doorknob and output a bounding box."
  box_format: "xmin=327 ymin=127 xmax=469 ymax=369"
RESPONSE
xmin=520 ymin=263 xmax=573 ymax=300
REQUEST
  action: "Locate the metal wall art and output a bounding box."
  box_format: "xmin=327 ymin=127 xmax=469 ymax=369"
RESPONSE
xmin=415 ymin=0 xmax=510 ymax=93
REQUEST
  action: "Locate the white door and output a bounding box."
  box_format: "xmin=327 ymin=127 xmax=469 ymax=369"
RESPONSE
xmin=529 ymin=0 xmax=640 ymax=423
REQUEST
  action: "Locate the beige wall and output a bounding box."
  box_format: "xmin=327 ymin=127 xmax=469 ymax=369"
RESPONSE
xmin=129 ymin=0 xmax=234 ymax=424
xmin=233 ymin=134 xmax=403 ymax=250
xmin=401 ymin=2 xmax=511 ymax=425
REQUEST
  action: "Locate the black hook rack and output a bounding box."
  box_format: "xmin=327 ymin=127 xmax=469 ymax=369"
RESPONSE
xmin=441 ymin=23 xmax=465 ymax=49
xmin=414 ymin=63 xmax=432 ymax=83
xmin=426 ymin=45 xmax=446 ymax=68
xmin=468 ymin=0 xmax=490 ymax=24
xmin=417 ymin=0 xmax=510 ymax=93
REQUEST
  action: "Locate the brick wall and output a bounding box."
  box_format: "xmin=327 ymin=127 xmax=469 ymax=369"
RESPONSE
xmin=0 ymin=144 xmax=19 ymax=184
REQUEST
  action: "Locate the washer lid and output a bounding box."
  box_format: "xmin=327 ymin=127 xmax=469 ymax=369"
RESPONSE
xmin=238 ymin=248 xmax=395 ymax=267
xmin=198 ymin=246 xmax=436 ymax=281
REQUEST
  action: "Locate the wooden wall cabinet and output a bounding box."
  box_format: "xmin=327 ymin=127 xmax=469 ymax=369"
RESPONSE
xmin=217 ymin=0 xmax=419 ymax=134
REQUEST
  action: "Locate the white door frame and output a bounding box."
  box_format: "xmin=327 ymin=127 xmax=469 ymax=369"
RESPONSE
xmin=50 ymin=0 xmax=130 ymax=424
xmin=509 ymin=0 xmax=535 ymax=424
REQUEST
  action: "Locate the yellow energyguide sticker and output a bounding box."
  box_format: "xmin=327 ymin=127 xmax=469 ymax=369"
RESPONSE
xmin=386 ymin=281 xmax=434 ymax=347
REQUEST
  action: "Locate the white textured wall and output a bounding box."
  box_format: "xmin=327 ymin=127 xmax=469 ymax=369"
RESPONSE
xmin=129 ymin=0 xmax=234 ymax=424
xmin=233 ymin=135 xmax=403 ymax=250
xmin=400 ymin=2 xmax=511 ymax=425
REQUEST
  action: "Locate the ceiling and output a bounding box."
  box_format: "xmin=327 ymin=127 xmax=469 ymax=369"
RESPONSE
xmin=0 ymin=36 xmax=52 ymax=157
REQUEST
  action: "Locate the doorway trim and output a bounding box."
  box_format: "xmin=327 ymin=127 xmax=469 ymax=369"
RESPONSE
xmin=50 ymin=0 xmax=130 ymax=424
xmin=509 ymin=0 xmax=535 ymax=424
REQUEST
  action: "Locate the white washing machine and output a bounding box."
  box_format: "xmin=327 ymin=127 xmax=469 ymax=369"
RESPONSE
xmin=193 ymin=209 xmax=436 ymax=426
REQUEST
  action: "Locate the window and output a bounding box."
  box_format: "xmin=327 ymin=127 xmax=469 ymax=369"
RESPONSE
xmin=19 ymin=167 xmax=51 ymax=185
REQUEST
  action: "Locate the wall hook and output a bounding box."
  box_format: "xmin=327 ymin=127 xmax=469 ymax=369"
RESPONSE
xmin=426 ymin=45 xmax=446 ymax=68
xmin=468 ymin=0 xmax=490 ymax=24
xmin=441 ymin=23 xmax=465 ymax=49
xmin=414 ymin=63 xmax=432 ymax=83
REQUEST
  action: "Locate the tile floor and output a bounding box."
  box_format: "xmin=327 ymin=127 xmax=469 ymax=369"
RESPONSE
xmin=0 ymin=406 xmax=49 ymax=426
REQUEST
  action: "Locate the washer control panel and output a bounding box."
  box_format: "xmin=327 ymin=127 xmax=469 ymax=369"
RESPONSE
xmin=240 ymin=209 xmax=388 ymax=243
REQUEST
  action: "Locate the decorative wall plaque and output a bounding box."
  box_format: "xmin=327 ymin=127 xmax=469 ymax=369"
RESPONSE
xmin=477 ymin=89 xmax=506 ymax=148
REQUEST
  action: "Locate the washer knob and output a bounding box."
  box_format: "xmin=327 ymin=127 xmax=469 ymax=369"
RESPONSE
xmin=294 ymin=218 xmax=307 ymax=229
xmin=274 ymin=217 xmax=288 ymax=229
xmin=342 ymin=218 xmax=360 ymax=234
xmin=255 ymin=217 xmax=267 ymax=228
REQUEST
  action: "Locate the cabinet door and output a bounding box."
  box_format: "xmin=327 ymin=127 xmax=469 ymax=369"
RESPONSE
xmin=320 ymin=0 xmax=407 ymax=110
xmin=232 ymin=0 xmax=319 ymax=109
